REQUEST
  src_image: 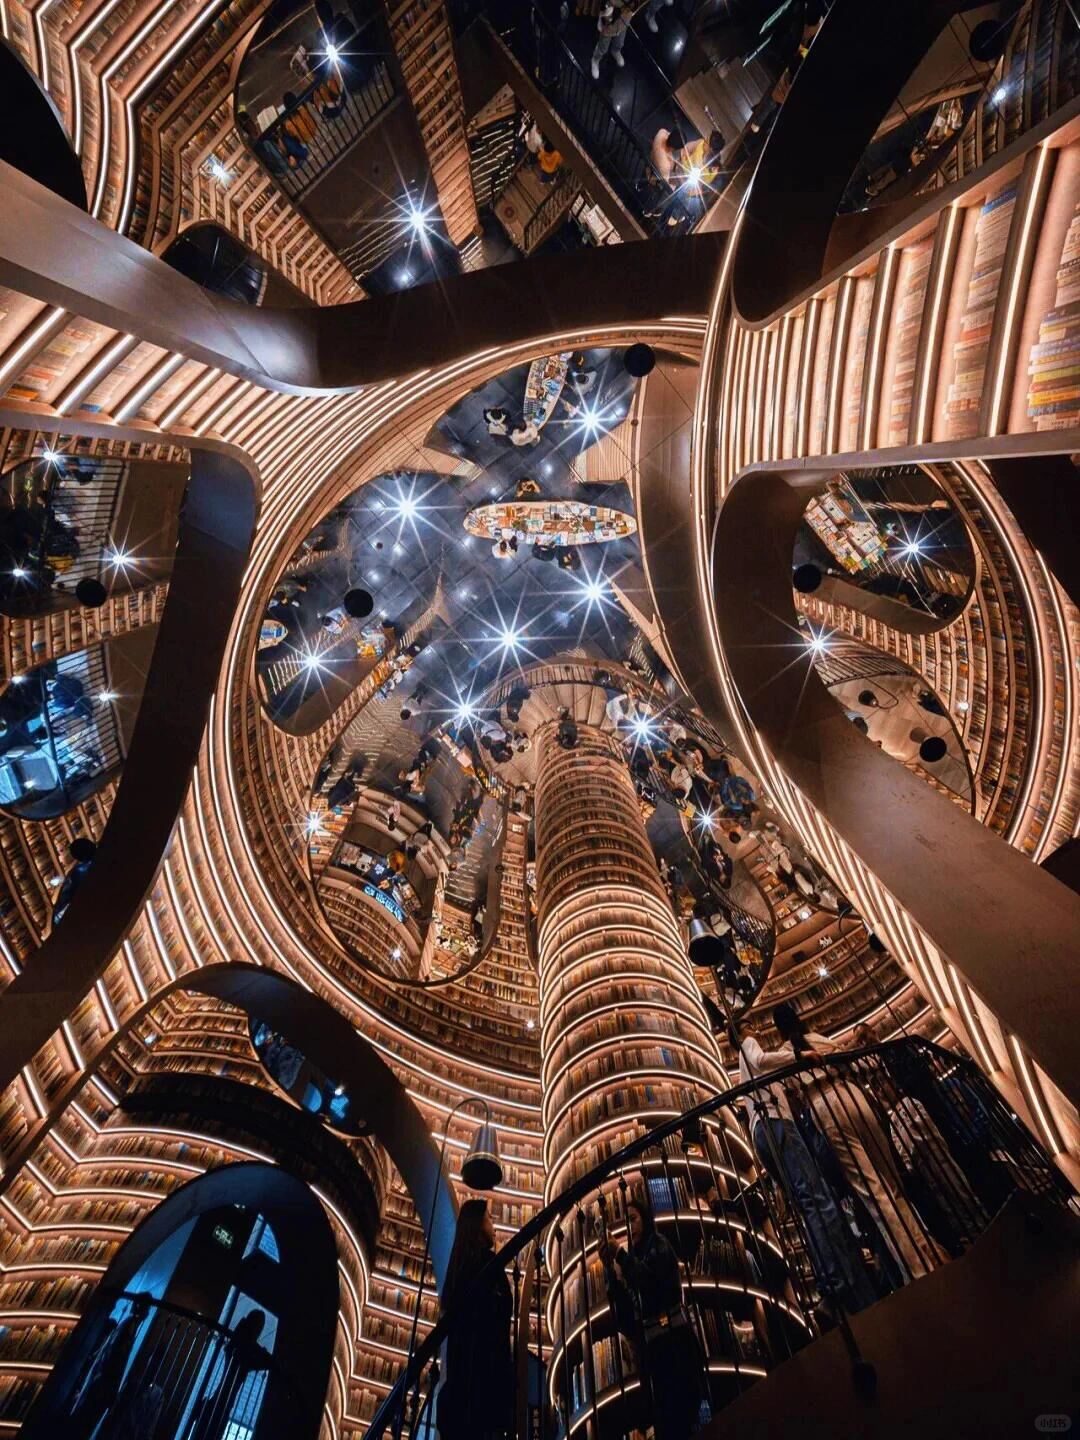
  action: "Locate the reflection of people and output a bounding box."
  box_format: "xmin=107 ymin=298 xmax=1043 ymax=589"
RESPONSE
xmin=187 ymin=1309 xmax=270 ymax=1440
xmin=437 ymin=1200 xmax=513 ymax=1440
xmin=69 ymin=1294 xmax=150 ymax=1439
xmin=599 ymin=1196 xmax=703 ymax=1440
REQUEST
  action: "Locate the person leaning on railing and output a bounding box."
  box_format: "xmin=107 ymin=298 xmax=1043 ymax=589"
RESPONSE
xmin=770 ymin=1004 xmax=939 ymax=1283
xmin=731 ymin=1014 xmax=878 ymax=1317
xmin=437 ymin=1198 xmax=513 ymax=1440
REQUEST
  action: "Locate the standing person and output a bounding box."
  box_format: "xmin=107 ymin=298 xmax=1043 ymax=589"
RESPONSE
xmin=591 ymin=1 xmax=632 ymax=78
xmin=68 ymin=1294 xmax=151 ymax=1439
xmin=436 ymin=1200 xmax=513 ymax=1440
xmin=537 ymin=139 xmax=563 ymax=183
xmin=733 ymin=1018 xmax=875 ymax=1316
xmin=599 ymin=1195 xmax=704 ymax=1440
xmin=649 ymin=125 xmax=686 ymax=186
xmin=771 ymin=1003 xmax=936 ymax=1281
xmin=642 ymin=0 xmax=674 ymax=31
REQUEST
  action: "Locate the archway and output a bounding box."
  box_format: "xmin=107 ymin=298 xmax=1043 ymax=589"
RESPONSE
xmin=19 ymin=1162 xmax=339 ymax=1440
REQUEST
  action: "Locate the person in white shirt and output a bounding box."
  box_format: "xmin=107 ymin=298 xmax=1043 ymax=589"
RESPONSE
xmin=650 ymin=125 xmax=686 ymax=184
xmin=772 ymin=1004 xmax=936 ymax=1280
xmin=735 ymin=1017 xmax=874 ymax=1313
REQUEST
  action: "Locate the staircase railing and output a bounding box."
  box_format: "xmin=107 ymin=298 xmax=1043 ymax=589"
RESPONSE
xmin=371 ymin=1036 xmax=1074 ymax=1440
xmin=252 ymin=25 xmax=397 ymax=204
xmin=462 ymin=6 xmax=693 ymax=237
xmin=522 ymin=170 xmax=579 ymax=252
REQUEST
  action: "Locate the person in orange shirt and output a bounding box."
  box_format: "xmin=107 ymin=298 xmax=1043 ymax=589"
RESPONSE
xmin=538 ymin=139 xmax=563 ymax=183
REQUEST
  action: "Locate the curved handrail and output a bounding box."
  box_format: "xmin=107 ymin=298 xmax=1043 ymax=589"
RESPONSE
xmin=366 ymin=1034 xmax=1069 ymax=1438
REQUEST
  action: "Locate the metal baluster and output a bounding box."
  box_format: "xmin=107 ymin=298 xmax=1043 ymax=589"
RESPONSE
xmin=595 ymin=1186 xmax=630 ymax=1437
xmin=553 ymin=1221 xmax=574 ymax=1437
xmin=654 ymin=1139 xmax=714 ymax=1408
xmin=575 ymin=1205 xmax=602 ymax=1440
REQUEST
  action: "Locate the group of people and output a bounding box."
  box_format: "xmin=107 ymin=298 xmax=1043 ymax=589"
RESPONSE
xmin=482 ymin=353 xmax=599 ymax=451
xmin=438 ymin=1189 xmax=706 ymax=1440
xmin=236 ymin=2 xmax=367 ymax=175
xmin=733 ymin=1002 xmax=994 ymax=1314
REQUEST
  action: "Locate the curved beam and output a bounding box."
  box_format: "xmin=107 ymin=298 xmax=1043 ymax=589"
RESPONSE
xmin=710 ymin=462 xmax=1080 ymax=1104
xmin=184 ymin=964 xmax=458 ymax=1285
xmin=0 ymin=161 xmax=726 ymax=394
xmin=0 ymin=40 xmax=87 ymax=211
xmin=731 ymin=0 xmax=956 ymax=325
xmin=0 ymin=413 xmax=260 ymax=1091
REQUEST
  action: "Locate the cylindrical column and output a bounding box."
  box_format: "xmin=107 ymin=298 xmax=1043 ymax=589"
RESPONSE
xmin=535 ymin=722 xmax=727 ymax=1202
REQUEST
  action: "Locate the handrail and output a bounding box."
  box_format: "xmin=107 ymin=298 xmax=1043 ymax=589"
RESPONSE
xmin=243 ymin=23 xmax=396 ymax=205
xmin=470 ymin=8 xmax=688 ymax=237
xmin=367 ymin=1034 xmax=1073 ymax=1438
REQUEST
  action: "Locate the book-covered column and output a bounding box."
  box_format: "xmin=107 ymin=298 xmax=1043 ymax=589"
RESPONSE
xmin=533 ymin=720 xmax=732 ymax=1422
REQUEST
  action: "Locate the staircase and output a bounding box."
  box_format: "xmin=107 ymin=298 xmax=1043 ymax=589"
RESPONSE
xmin=494 ymin=161 xmax=577 ymax=253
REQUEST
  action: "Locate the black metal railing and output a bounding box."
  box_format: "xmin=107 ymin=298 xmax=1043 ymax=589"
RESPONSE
xmin=372 ymin=1037 xmax=1073 ymax=1440
xmin=523 ymin=170 xmax=579 ymax=252
xmin=467 ymin=7 xmax=697 ymax=238
xmin=23 ymin=1290 xmax=303 ymax=1439
xmin=252 ymin=34 xmax=396 ymax=203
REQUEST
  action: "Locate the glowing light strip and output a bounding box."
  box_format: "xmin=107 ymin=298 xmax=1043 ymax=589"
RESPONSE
xmin=988 ymin=145 xmax=1051 ymax=437
xmin=860 ymin=246 xmax=898 ymax=451
xmin=55 ymin=334 xmax=136 ymax=416
xmin=114 ymin=352 xmax=185 ymax=422
xmin=914 ymin=205 xmax=959 ymax=443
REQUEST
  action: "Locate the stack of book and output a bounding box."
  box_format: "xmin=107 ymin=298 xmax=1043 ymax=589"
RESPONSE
xmin=1027 ymin=199 xmax=1080 ymax=429
xmin=945 ymin=186 xmax=1017 ymax=438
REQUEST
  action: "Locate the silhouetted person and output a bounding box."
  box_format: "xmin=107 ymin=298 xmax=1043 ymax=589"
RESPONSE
xmin=68 ymin=1294 xmax=150 ymax=1439
xmin=437 ymin=1200 xmax=512 ymax=1440
xmin=599 ymin=1196 xmax=703 ymax=1440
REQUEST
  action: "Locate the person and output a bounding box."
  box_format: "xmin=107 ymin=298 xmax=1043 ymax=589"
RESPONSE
xmin=186 ymin=1309 xmax=270 ymax=1440
xmin=326 ymin=773 xmax=356 ymax=810
xmin=771 ymin=1003 xmax=936 ymax=1281
xmin=436 ymin=1199 xmax=513 ymax=1440
xmin=643 ymin=0 xmax=674 ymax=31
xmin=649 ymin=125 xmax=686 ymax=186
xmin=515 ymin=476 xmax=541 ymax=497
xmin=483 ymin=405 xmax=510 ymax=437
xmin=531 ymin=539 xmax=557 ymax=562
xmin=873 ymin=1071 xmax=987 ymax=1254
xmin=556 ymin=708 xmax=579 ymax=750
xmin=510 ymin=421 xmax=541 ymax=447
xmin=668 ymin=758 xmax=693 ymax=802
xmin=523 ymin=120 xmax=544 ymax=162
xmin=568 ymin=353 xmax=597 ymax=395
xmin=557 ymin=545 xmax=580 ymax=571
xmin=492 ymin=538 xmax=515 ymax=561
xmin=537 ymin=139 xmax=563 ymax=183
xmin=591 ymin=1 xmax=631 ymax=78
xmin=733 ymin=1017 xmax=875 ymax=1315
xmin=853 ymin=1022 xmax=877 ymax=1048
xmin=68 ymin=1293 xmax=151 ymax=1439
xmin=599 ymin=1195 xmax=704 ymax=1440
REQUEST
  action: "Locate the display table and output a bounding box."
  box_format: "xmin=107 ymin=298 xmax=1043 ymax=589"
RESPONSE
xmin=522 ymin=351 xmax=571 ymax=430
xmin=464 ymin=498 xmax=637 ymax=547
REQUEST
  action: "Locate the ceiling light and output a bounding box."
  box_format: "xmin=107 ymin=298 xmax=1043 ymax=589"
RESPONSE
xmin=685 ymin=165 xmax=703 ymax=187
xmin=992 ymin=84 xmax=1007 ymax=105
xmin=396 ymin=494 xmax=418 ymax=520
xmin=454 ymin=699 xmax=477 ymax=725
xmin=697 ymin=809 xmax=714 ymax=831
xmin=806 ymin=627 xmax=829 ymax=655
xmin=899 ymin=536 xmax=924 ymax=558
xmin=543 ymin=463 xmax=553 ymax=476
xmin=629 ymin=716 xmax=655 ymax=745
xmin=957 ymin=700 xmax=970 ymax=712
xmin=10 ymin=568 xmax=27 ymax=579
xmin=398 ymin=270 xmax=413 ymax=287
xmin=391 ymin=946 xmax=403 ymax=961
xmin=209 ymin=158 xmax=230 ymax=185
xmin=405 ymin=200 xmax=433 ymax=235
xmin=96 ymin=690 xmax=118 ymax=704
xmin=106 ymin=547 xmax=134 ymax=570
xmin=817 ymin=964 xmax=829 ymax=978
xmin=306 ymin=811 xmax=325 ymax=837
xmin=393 ymin=542 xmax=403 ymax=554
xmin=525 ymin=1018 xmax=535 ymax=1031
xmin=500 ymin=626 xmax=523 ymax=649
xmin=9 ymin=675 xmax=25 ymax=686
xmin=41 ymin=448 xmax=63 ymax=464
xmin=323 ymin=42 xmax=341 ymax=64
xmin=302 ymin=651 xmax=326 ymax=673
